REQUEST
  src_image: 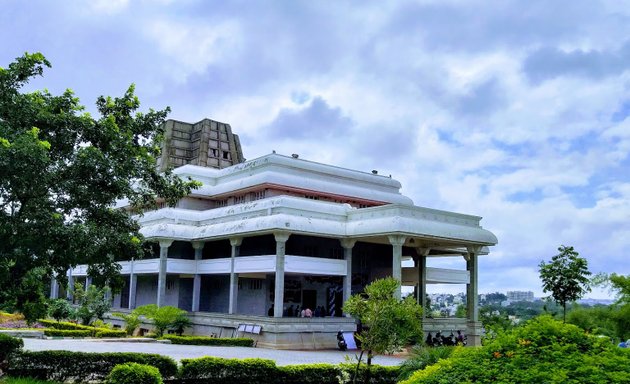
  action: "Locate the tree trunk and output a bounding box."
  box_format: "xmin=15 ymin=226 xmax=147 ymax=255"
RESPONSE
xmin=352 ymin=350 xmax=364 ymax=384
xmin=364 ymin=350 xmax=372 ymax=384
xmin=563 ymin=302 xmax=566 ymax=323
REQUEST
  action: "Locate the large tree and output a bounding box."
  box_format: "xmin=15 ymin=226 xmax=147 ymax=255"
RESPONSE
xmin=0 ymin=53 xmax=198 ymax=312
xmin=539 ymin=245 xmax=591 ymax=322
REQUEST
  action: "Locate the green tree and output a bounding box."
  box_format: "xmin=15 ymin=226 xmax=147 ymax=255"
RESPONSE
xmin=455 ymin=304 xmax=466 ymax=318
xmin=591 ymin=273 xmax=630 ymax=340
xmin=73 ymin=284 xmax=112 ymax=325
xmin=48 ymin=298 xmax=72 ymax=322
xmin=112 ymin=311 xmax=142 ymax=336
xmin=0 ymin=53 xmax=199 ymax=314
xmin=133 ymin=304 xmax=189 ymax=337
xmin=16 ymin=267 xmax=49 ymax=325
xmin=343 ymin=277 xmax=423 ymax=384
xmin=539 ymin=245 xmax=591 ymax=322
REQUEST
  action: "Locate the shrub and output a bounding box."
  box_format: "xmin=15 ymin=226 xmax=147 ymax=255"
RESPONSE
xmin=161 ymin=335 xmax=253 ymax=347
xmin=48 ymin=299 xmax=72 ymax=322
xmin=398 ymin=345 xmax=454 ymax=381
xmin=133 ymin=305 xmax=188 ymax=337
xmin=179 ymin=356 xmax=277 ymax=384
xmin=112 ymin=312 xmax=141 ymax=336
xmin=279 ymin=364 xmax=342 ymax=384
xmin=43 ymin=329 xmax=92 ymax=338
xmin=8 ymin=350 xmax=178 ymax=382
xmin=38 ymin=319 xmax=93 ymax=331
xmin=171 ymin=313 xmax=192 ymax=336
xmin=177 ymin=356 xmax=399 ymax=384
xmin=0 ymin=333 xmax=24 ymax=370
xmin=401 ymin=315 xmax=630 ymax=384
xmin=106 ymin=362 xmax=163 ymax=384
xmin=95 ymin=329 xmax=127 ymax=338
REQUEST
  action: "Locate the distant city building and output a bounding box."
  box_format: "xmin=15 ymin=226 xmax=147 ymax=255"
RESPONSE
xmin=507 ymin=290 xmax=534 ymax=302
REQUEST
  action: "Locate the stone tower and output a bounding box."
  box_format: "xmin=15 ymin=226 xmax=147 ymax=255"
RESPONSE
xmin=158 ymin=118 xmax=246 ymax=171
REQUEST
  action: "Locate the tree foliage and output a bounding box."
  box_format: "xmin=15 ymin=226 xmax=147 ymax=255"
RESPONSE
xmin=73 ymin=284 xmax=112 ymax=325
xmin=402 ymin=315 xmax=630 ymax=384
xmin=133 ymin=304 xmax=189 ymax=337
xmin=0 ymin=53 xmax=199 ymax=312
xmin=343 ymin=277 xmax=423 ymax=383
xmin=539 ymin=245 xmax=591 ymax=322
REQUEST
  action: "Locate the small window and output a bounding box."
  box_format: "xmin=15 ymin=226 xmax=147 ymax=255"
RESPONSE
xmin=222 ymin=151 xmax=231 ymax=160
xmin=252 ymin=190 xmax=266 ymax=201
xmin=234 ymin=195 xmax=245 ymax=204
xmin=248 ymin=280 xmax=263 ymax=290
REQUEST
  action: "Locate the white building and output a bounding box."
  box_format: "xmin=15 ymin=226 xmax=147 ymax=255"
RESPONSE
xmin=506 ymin=291 xmax=535 ymax=302
xmin=60 ymin=151 xmax=497 ymax=348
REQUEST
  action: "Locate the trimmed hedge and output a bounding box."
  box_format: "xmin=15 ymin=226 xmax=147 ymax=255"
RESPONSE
xmin=95 ymin=329 xmax=127 ymax=338
xmin=38 ymin=319 xmax=93 ymax=331
xmin=177 ymin=356 xmax=400 ymax=384
xmin=179 ymin=356 xmax=276 ymax=384
xmin=8 ymin=350 xmax=178 ymax=382
xmin=43 ymin=329 xmax=92 ymax=337
xmin=0 ymin=333 xmax=24 ymax=363
xmin=107 ymin=362 xmax=163 ymax=384
xmin=161 ymin=335 xmax=254 ymax=347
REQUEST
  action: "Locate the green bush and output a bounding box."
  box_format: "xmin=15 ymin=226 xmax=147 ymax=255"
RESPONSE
xmin=279 ymin=364 xmax=342 ymax=384
xmin=401 ymin=315 xmax=630 ymax=384
xmin=179 ymin=356 xmax=277 ymax=384
xmin=43 ymin=329 xmax=91 ymax=338
xmin=8 ymin=350 xmax=177 ymax=382
xmin=177 ymin=356 xmax=399 ymax=384
xmin=106 ymin=362 xmax=163 ymax=384
xmin=161 ymin=335 xmax=253 ymax=347
xmin=398 ymin=345 xmax=454 ymax=381
xmin=38 ymin=319 xmax=93 ymax=331
xmin=48 ymin=299 xmax=72 ymax=322
xmin=0 ymin=333 xmax=24 ymax=369
xmin=95 ymin=329 xmax=127 ymax=338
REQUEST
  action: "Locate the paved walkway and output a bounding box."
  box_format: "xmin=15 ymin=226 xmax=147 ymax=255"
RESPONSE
xmin=22 ymin=338 xmax=405 ymax=366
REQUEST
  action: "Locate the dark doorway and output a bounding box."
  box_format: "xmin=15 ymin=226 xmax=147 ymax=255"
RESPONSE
xmin=302 ymin=289 xmax=317 ymax=311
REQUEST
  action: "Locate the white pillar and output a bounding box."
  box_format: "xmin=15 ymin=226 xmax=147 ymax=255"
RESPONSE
xmin=416 ymin=247 xmax=430 ymax=316
xmin=274 ymin=232 xmax=290 ymax=318
xmin=388 ymin=235 xmax=406 ymax=300
xmin=340 ymin=239 xmax=356 ymax=311
xmin=466 ymin=247 xmax=480 ymax=322
xmin=50 ymin=275 xmax=59 ymax=299
xmin=228 ymin=237 xmax=242 ymax=314
xmin=191 ymin=241 xmax=204 ymax=312
xmin=129 ymin=258 xmax=137 ymax=309
xmin=466 ymin=246 xmax=482 ymax=346
xmin=66 ymin=269 xmax=74 ymax=302
xmin=157 ymin=239 xmax=173 ymax=307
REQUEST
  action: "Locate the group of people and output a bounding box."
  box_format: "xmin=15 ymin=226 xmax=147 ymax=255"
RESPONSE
xmin=425 ymin=330 xmax=467 ymax=347
xmin=267 ymin=304 xmax=330 ymax=317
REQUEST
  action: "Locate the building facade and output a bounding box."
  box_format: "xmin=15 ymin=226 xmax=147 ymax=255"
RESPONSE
xmin=57 ymin=120 xmax=497 ymax=349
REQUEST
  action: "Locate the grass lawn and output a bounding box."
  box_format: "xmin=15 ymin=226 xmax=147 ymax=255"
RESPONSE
xmin=0 ymin=378 xmax=61 ymax=384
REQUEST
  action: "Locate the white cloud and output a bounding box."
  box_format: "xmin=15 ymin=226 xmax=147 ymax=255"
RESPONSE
xmin=2 ymin=0 xmax=629 ymax=299
xmin=88 ymin=0 xmax=130 ymax=14
xmin=144 ymin=18 xmax=242 ymax=83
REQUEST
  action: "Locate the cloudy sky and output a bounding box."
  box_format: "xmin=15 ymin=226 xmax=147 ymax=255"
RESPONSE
xmin=2 ymin=0 xmax=629 ymax=299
